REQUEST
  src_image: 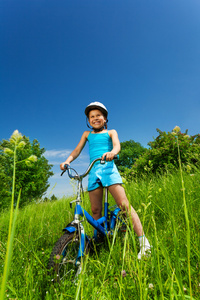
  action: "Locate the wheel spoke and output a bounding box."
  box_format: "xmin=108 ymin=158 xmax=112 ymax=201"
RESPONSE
xmin=48 ymin=233 xmax=83 ymax=282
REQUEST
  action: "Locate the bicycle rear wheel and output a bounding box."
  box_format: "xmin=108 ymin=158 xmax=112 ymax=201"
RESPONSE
xmin=48 ymin=232 xmax=82 ymax=282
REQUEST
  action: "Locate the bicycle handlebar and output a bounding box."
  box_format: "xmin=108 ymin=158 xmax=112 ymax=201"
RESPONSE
xmin=61 ymin=155 xmax=118 ymax=180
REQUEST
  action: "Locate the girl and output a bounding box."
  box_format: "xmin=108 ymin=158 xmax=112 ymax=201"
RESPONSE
xmin=60 ymin=101 xmax=150 ymax=259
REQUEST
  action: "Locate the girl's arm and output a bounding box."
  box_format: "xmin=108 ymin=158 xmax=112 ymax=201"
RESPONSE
xmin=60 ymin=131 xmax=89 ymax=170
xmin=102 ymin=129 xmax=121 ymax=161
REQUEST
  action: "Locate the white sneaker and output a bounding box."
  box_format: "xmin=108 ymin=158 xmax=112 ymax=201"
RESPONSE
xmin=138 ymin=235 xmax=151 ymax=259
xmin=137 ymin=245 xmax=151 ymax=259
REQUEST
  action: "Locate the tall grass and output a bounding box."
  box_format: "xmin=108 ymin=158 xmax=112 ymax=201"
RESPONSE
xmin=0 ymin=138 xmax=21 ymax=300
xmin=0 ymin=168 xmax=200 ymax=299
xmin=177 ymin=138 xmax=192 ymax=299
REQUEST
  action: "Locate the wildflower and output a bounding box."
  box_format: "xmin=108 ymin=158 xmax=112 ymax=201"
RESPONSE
xmin=25 ymin=155 xmax=37 ymax=166
xmin=183 ymin=286 xmax=187 ymax=292
xmin=4 ymin=148 xmax=14 ymax=156
xmin=184 ymin=135 xmax=190 ymax=139
xmin=173 ymin=126 xmax=181 ymax=133
xmin=148 ymin=283 xmax=154 ymax=290
xmin=121 ymin=270 xmax=127 ymax=277
xmin=13 ymin=130 xmax=19 ymax=135
xmin=17 ymin=141 xmax=26 ymax=149
xmin=186 ymin=165 xmax=191 ymax=172
xmin=10 ymin=130 xmax=23 ymax=144
xmin=56 ymin=255 xmax=60 ymax=260
xmin=28 ymin=155 xmax=37 ymax=163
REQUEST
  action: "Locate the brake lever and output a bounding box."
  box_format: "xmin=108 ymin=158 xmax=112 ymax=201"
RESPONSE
xmin=100 ymin=154 xmax=118 ymax=164
xmin=61 ymin=170 xmax=66 ymax=176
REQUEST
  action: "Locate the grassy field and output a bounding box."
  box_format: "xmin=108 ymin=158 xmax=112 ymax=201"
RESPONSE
xmin=0 ymin=168 xmax=200 ymax=299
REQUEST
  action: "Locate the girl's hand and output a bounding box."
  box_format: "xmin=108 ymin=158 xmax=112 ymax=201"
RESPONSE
xmin=60 ymin=162 xmax=69 ymax=170
xmin=102 ymin=152 xmax=116 ymax=161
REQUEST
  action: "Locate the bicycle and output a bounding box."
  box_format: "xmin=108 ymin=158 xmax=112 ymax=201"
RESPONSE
xmin=48 ymin=156 xmax=126 ymax=282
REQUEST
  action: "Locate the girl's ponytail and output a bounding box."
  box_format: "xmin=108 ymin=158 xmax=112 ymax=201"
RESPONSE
xmin=104 ymin=120 xmax=108 ymax=130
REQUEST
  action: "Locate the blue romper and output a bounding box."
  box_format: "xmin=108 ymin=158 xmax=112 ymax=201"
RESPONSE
xmin=87 ymin=131 xmax=123 ymax=191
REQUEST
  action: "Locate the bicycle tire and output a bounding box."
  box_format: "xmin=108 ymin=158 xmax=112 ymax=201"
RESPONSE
xmin=48 ymin=232 xmax=82 ymax=282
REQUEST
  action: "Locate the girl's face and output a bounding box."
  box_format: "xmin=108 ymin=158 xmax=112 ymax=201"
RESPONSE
xmin=88 ymin=109 xmax=106 ymax=130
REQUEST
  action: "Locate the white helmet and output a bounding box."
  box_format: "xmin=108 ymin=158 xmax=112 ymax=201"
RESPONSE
xmin=85 ymin=102 xmax=108 ymax=118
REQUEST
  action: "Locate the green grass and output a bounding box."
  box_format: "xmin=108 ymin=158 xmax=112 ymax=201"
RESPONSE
xmin=0 ymin=169 xmax=200 ymax=299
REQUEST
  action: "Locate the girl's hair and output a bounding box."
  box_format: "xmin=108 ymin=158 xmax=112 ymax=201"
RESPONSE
xmin=104 ymin=119 xmax=108 ymax=129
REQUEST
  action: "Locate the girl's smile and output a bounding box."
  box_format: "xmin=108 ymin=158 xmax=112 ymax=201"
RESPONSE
xmin=88 ymin=109 xmax=106 ymax=130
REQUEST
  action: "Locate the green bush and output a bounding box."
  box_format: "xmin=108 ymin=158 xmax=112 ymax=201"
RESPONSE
xmin=115 ymin=140 xmax=146 ymax=172
xmin=123 ymin=126 xmax=200 ymax=181
xmin=0 ymin=130 xmax=53 ymax=209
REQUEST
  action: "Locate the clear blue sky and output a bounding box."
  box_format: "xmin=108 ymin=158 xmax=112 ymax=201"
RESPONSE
xmin=1 ymin=0 xmax=200 ymax=197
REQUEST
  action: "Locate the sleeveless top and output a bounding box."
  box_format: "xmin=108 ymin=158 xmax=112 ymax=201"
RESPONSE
xmin=87 ymin=131 xmax=113 ymax=163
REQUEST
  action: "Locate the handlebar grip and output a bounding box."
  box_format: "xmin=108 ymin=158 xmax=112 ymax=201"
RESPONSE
xmin=101 ymin=154 xmax=119 ymax=164
xmin=64 ymin=164 xmax=69 ymax=170
xmin=61 ymin=164 xmax=69 ymax=176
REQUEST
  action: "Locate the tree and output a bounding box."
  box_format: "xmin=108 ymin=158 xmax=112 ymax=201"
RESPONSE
xmin=0 ymin=130 xmax=53 ymax=209
xmin=124 ymin=126 xmax=200 ymax=181
xmin=115 ymin=140 xmax=147 ymax=172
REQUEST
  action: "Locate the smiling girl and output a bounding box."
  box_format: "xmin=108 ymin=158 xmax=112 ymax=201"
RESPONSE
xmin=60 ymin=101 xmax=150 ymax=259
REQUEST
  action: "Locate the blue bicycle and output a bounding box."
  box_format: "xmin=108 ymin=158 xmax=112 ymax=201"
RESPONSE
xmin=48 ymin=157 xmax=126 ymax=282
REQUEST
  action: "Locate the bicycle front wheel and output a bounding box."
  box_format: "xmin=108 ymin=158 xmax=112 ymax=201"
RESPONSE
xmin=48 ymin=232 xmax=82 ymax=282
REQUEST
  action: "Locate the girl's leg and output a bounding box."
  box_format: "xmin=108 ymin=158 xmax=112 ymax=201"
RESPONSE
xmin=108 ymin=184 xmax=144 ymax=237
xmin=89 ymin=187 xmax=103 ymax=220
xmin=108 ymin=184 xmax=151 ymax=259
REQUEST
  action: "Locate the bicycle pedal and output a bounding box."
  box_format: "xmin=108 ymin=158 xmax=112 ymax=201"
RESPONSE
xmin=93 ymin=231 xmax=105 ymax=243
xmin=120 ymin=227 xmax=127 ymax=232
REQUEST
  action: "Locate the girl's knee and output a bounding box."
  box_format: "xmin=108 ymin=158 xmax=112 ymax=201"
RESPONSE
xmin=91 ymin=206 xmax=102 ymax=215
xmin=117 ymin=197 xmax=129 ymax=208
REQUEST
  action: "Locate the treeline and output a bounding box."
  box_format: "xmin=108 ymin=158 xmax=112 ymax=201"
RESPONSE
xmin=116 ymin=126 xmax=200 ymax=181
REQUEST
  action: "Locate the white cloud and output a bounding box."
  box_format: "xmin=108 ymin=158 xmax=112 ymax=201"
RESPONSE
xmin=48 ymin=161 xmax=61 ymax=166
xmin=44 ymin=149 xmax=89 ymax=165
xmin=44 ymin=148 xmax=90 ymax=197
xmin=44 ymin=149 xmax=71 ymax=158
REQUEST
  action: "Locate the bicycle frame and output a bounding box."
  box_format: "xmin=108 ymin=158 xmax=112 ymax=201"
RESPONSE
xmin=64 ymin=187 xmax=109 ymax=234
xmin=61 ymin=157 xmax=122 ymax=262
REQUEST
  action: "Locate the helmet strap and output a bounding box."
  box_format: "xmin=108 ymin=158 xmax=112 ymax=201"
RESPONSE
xmin=86 ymin=118 xmax=93 ymax=130
xmin=93 ymin=126 xmax=105 ymax=133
